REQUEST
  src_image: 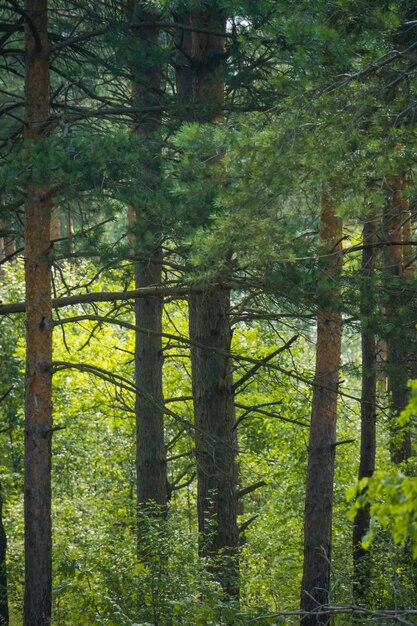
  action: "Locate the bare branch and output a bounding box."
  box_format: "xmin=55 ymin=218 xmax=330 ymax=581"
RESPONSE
xmin=0 ymin=386 xmax=13 ymax=404
xmin=6 ymin=0 xmax=42 ymax=51
xmin=0 ymin=285 xmax=205 ymax=314
xmin=238 ymin=515 xmax=258 ymax=534
xmin=233 ymin=334 xmax=298 ymax=391
xmin=48 ymin=27 xmax=109 ymax=55
xmin=237 ymin=481 xmax=266 ymax=500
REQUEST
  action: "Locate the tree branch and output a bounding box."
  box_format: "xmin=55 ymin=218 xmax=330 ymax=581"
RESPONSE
xmin=234 ymin=401 xmax=309 ymax=429
xmin=238 ymin=515 xmax=258 ymax=534
xmin=233 ymin=334 xmax=298 ymax=391
xmin=0 ymin=15 xmax=23 ymax=50
xmin=237 ymin=481 xmax=266 ymax=500
xmin=48 ymin=27 xmax=109 ymax=55
xmin=6 ymin=0 xmax=42 ymax=51
xmin=0 ymin=386 xmax=13 ymax=404
xmin=0 ymin=285 xmax=205 ymax=314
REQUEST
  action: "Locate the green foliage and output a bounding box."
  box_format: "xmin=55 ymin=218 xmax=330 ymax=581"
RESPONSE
xmin=2 ymin=0 xmax=417 ymax=623
xmin=348 ymin=471 xmax=417 ymax=558
xmin=347 ymin=380 xmax=417 ymax=561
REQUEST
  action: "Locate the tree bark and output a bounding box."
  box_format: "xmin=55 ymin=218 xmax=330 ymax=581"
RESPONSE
xmin=173 ymin=10 xmax=193 ymax=111
xmin=300 ymin=188 xmax=343 ymax=625
xmin=353 ymin=214 xmax=377 ymax=601
xmin=189 ymin=289 xmax=239 ymax=598
xmin=174 ymin=2 xmax=239 ymax=598
xmin=0 ymin=486 xmax=8 ymax=625
xmin=134 ymin=254 xmax=166 ymax=510
xmin=382 ymin=176 xmax=412 ymax=464
xmin=0 ymin=244 xmax=10 ymax=626
xmin=129 ymin=3 xmax=167 ymax=514
xmin=23 ymin=2 xmax=53 ymax=625
xmin=188 ymin=12 xmax=239 ymax=599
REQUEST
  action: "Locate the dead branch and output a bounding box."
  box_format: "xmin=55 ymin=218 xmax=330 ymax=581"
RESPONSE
xmin=237 ymin=481 xmax=266 ymax=500
xmin=233 ymin=334 xmax=298 ymax=391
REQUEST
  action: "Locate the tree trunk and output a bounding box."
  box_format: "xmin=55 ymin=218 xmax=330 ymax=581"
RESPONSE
xmin=189 ymin=289 xmax=239 ymax=598
xmin=300 ymin=188 xmax=343 ymax=625
xmin=401 ymin=204 xmax=417 ymax=381
xmin=190 ymin=6 xmax=226 ymax=124
xmin=23 ymin=2 xmax=53 ymax=625
xmin=382 ymin=176 xmax=412 ymax=464
xmin=0 ymin=244 xmax=9 ymax=626
xmin=173 ymin=10 xmax=193 ymax=112
xmin=129 ymin=3 xmax=167 ymax=515
xmin=0 ymin=486 xmax=8 ymax=626
xmin=353 ymin=214 xmax=377 ymax=600
xmin=134 ymin=254 xmax=166 ymax=510
xmin=175 ymin=3 xmax=240 ymax=598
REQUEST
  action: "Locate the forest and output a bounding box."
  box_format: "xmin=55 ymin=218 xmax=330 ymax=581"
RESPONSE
xmin=1 ymin=0 xmax=417 ymax=625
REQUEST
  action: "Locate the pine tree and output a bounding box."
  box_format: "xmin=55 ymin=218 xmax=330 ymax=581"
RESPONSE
xmin=301 ymin=186 xmax=343 ymax=625
xmin=23 ymin=1 xmax=53 ymax=624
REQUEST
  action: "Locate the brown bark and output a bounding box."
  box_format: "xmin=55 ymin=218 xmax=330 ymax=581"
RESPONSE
xmin=179 ymin=3 xmax=239 ymax=598
xmin=382 ymin=176 xmax=412 ymax=464
xmin=129 ymin=3 xmax=167 ymax=513
xmin=190 ymin=6 xmax=226 ymax=124
xmin=174 ymin=11 xmax=194 ymax=110
xmin=23 ymin=1 xmax=53 ymax=625
xmin=300 ymin=188 xmax=343 ymax=625
xmin=353 ymin=215 xmax=377 ymax=600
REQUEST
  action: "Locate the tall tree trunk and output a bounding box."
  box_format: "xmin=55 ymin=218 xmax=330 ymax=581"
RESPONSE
xmin=0 ymin=486 xmax=8 ymax=625
xmin=173 ymin=11 xmax=193 ymax=113
xmin=382 ymin=176 xmax=412 ymax=464
xmin=300 ymin=188 xmax=343 ymax=625
xmin=23 ymin=1 xmax=53 ymax=625
xmin=175 ymin=3 xmax=239 ymax=598
xmin=134 ymin=252 xmax=166 ymax=510
xmin=129 ymin=3 xmax=167 ymax=515
xmin=353 ymin=214 xmax=377 ymax=601
xmin=189 ymin=289 xmax=239 ymax=599
xmin=401 ymin=205 xmax=417 ymax=381
xmin=0 ymin=246 xmax=10 ymax=626
xmin=0 ymin=244 xmax=9 ymax=625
